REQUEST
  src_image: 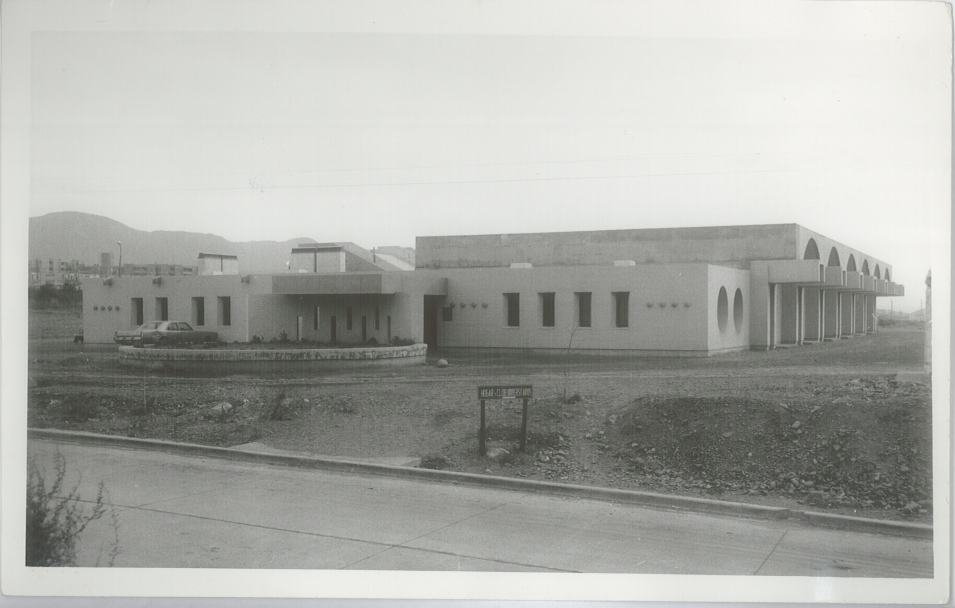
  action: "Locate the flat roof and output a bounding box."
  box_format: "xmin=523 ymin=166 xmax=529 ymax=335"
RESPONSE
xmin=198 ymin=253 xmax=238 ymax=259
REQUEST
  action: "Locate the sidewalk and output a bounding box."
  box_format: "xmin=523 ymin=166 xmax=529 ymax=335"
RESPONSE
xmin=26 ymin=437 xmax=933 ymax=575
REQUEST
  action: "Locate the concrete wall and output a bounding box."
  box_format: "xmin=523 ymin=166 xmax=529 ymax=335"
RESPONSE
xmin=418 ymin=225 xmax=801 ymax=270
xmin=416 ymin=264 xmax=717 ymax=354
xmin=84 ymin=275 xmax=267 ymax=343
xmin=706 ymin=265 xmax=751 ymax=353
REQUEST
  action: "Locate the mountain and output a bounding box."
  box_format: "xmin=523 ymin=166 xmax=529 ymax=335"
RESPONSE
xmin=29 ymin=211 xmax=356 ymax=273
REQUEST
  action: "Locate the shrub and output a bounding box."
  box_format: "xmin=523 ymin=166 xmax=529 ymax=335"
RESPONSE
xmin=26 ymin=452 xmax=119 ymax=567
xmin=261 ymin=391 xmax=297 ymax=421
xmin=251 ymin=335 xmax=263 ymax=344
xmin=390 ymin=336 xmax=415 ymax=347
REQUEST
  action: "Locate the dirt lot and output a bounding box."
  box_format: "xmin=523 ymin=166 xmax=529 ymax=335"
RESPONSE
xmin=27 ymin=309 xmax=932 ymax=522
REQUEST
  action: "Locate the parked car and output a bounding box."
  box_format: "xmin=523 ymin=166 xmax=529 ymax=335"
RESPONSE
xmin=114 ymin=321 xmax=218 ymax=347
xmin=114 ymin=322 xmax=154 ymax=346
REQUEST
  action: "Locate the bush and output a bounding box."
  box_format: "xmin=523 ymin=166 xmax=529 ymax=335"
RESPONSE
xmin=261 ymin=391 xmax=298 ymax=421
xmin=390 ymin=336 xmax=415 ymax=347
xmin=26 ymin=452 xmax=119 ymax=567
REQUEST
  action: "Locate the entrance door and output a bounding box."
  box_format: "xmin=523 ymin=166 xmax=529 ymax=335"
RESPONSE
xmin=423 ymin=295 xmax=440 ymax=352
xmin=330 ymin=316 xmax=337 ymax=344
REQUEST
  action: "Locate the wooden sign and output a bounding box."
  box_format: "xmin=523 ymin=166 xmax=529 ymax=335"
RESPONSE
xmin=477 ymin=385 xmax=533 ymax=456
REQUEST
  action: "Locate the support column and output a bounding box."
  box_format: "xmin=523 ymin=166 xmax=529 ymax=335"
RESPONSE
xmin=823 ymin=289 xmax=840 ymax=340
xmin=771 ymin=283 xmax=781 ymax=348
xmin=866 ymin=295 xmax=877 ymax=333
xmin=804 ymin=287 xmax=823 ymax=342
xmin=747 ymin=264 xmax=772 ymax=350
xmin=779 ymin=284 xmax=801 ymax=345
xmin=852 ymin=294 xmax=868 ymax=334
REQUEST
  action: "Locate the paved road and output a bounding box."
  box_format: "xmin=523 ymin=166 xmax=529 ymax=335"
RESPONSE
xmin=27 ymin=438 xmax=932 ymax=576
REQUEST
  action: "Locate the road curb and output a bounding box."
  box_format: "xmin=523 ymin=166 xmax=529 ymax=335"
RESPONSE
xmin=29 ymin=428 xmax=932 ymax=539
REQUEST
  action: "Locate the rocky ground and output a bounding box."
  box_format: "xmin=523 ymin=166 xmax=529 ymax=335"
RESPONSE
xmin=27 ymin=309 xmax=932 ymax=522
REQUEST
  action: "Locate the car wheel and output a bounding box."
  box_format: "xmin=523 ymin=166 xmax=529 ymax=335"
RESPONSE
xmin=157 ymin=337 xmax=170 ymax=347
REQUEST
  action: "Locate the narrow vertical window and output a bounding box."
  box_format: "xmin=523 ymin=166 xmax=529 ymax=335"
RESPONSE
xmin=375 ymin=305 xmax=380 ymax=330
xmin=314 ymin=306 xmax=320 ymax=331
xmin=155 ymin=297 xmax=168 ymax=321
xmin=192 ymin=297 xmax=205 ymax=326
xmin=504 ymin=293 xmax=520 ymax=327
xmin=347 ymin=306 xmax=353 ymax=330
xmin=613 ymin=292 xmax=629 ymax=328
xmin=218 ymin=296 xmax=231 ymax=326
xmin=131 ymin=298 xmax=144 ymax=326
xmin=540 ymin=292 xmax=555 ymax=327
xmin=576 ymin=292 xmax=592 ymax=328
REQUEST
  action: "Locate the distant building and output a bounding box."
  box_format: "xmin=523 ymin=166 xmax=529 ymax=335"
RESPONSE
xmin=198 ymin=253 xmax=239 ymax=276
xmin=82 ymin=224 xmax=905 ymax=354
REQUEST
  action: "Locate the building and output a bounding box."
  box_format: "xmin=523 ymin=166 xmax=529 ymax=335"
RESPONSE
xmin=81 ymin=224 xmax=904 ymax=355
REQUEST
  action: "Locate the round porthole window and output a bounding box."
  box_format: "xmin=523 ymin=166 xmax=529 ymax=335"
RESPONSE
xmin=108 ymin=306 xmax=113 ymax=311
xmin=733 ymin=288 xmax=743 ymax=333
xmin=717 ymin=287 xmax=728 ymax=334
xmin=93 ymin=306 xmax=98 ymax=311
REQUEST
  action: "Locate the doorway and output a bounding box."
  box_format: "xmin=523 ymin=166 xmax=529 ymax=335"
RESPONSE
xmin=423 ymin=295 xmax=441 ymax=352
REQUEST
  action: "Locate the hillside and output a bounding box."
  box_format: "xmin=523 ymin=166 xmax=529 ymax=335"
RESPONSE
xmin=29 ymin=212 xmax=410 ymax=273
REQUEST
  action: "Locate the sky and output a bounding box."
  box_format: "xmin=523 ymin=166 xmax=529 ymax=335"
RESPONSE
xmin=24 ymin=0 xmax=952 ymax=312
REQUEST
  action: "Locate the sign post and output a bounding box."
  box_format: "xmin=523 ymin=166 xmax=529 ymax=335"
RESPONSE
xmin=476 ymin=385 xmax=533 ymax=456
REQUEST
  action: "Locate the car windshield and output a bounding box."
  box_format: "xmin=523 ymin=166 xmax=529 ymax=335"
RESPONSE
xmin=140 ymin=322 xmax=162 ymax=330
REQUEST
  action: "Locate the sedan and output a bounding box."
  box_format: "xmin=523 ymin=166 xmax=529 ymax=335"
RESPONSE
xmin=116 ymin=321 xmax=218 ymax=347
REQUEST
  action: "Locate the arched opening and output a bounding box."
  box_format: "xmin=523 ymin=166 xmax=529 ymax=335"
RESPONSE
xmin=717 ymin=287 xmax=728 ymax=334
xmin=803 ymin=238 xmax=820 ymax=260
xmin=733 ymin=288 xmax=743 ymax=333
xmin=827 ymin=247 xmax=840 ymax=267
xmin=885 ymin=269 xmax=891 ymax=281
xmin=846 ymin=254 xmax=856 ymax=272
xmin=875 ymin=264 xmax=881 ymax=279
xmin=862 ymin=260 xmax=869 ymax=275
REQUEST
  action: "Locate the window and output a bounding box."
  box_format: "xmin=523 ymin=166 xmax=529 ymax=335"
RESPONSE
xmin=442 ymin=306 xmax=453 ymax=322
xmin=576 ymin=292 xmax=592 ymax=328
xmin=131 ymin=298 xmax=144 ymax=326
xmin=192 ymin=297 xmax=205 ymax=326
xmin=613 ymin=292 xmax=629 ymax=328
xmin=155 ymin=297 xmax=168 ymax=321
xmin=314 ymin=306 xmax=320 ymax=331
xmin=375 ymin=305 xmax=380 ymax=330
xmin=539 ymin=293 xmax=555 ymax=327
xmin=504 ymin=293 xmax=520 ymax=327
xmin=218 ymin=296 xmax=231 ymax=326
xmin=347 ymin=306 xmax=353 ymax=330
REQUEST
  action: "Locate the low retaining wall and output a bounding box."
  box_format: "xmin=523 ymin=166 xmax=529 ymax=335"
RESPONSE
xmin=118 ymin=343 xmax=427 ymax=372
